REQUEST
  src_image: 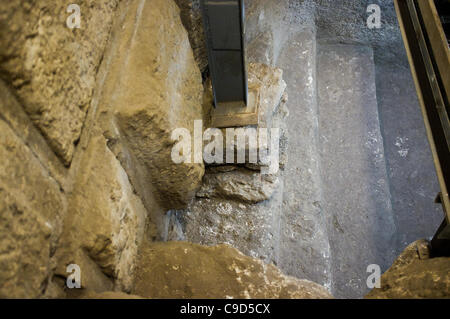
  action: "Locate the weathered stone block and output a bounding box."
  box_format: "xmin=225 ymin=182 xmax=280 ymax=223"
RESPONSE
xmin=277 ymin=28 xmax=333 ymax=291
xmin=56 ymin=135 xmax=147 ymax=292
xmin=0 ymin=0 xmax=120 ymax=165
xmin=0 ymin=120 xmax=66 ymax=298
xmin=100 ymin=0 xmax=205 ymax=210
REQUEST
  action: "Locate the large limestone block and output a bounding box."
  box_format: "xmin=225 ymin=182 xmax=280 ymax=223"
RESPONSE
xmin=0 ymin=0 xmax=120 ymax=165
xmin=0 ymin=120 xmax=66 ymax=298
xmin=366 ymin=240 xmax=450 ymax=299
xmin=102 ymin=0 xmax=204 ymax=210
xmin=56 ymin=135 xmax=147 ymax=292
xmin=133 ymin=241 xmax=333 ymax=299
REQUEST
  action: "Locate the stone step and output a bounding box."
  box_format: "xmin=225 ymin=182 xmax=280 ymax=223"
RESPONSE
xmin=317 ymin=43 xmax=397 ymax=298
xmin=276 ymin=28 xmax=332 ymax=291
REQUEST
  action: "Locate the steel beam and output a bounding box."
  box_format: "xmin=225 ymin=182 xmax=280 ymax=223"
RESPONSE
xmin=200 ymin=0 xmax=248 ymax=108
xmin=394 ymin=0 xmax=450 ymax=254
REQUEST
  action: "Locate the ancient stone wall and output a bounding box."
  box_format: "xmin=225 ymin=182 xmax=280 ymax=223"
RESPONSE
xmin=0 ymin=0 xmax=205 ymax=297
xmin=0 ymin=0 xmax=120 ymax=166
xmin=3 ymin=0 xmax=442 ymax=300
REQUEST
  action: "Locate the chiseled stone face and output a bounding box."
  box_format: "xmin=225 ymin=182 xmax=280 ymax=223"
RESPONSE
xmin=0 ymin=118 xmax=66 ymax=298
xmin=55 ymin=135 xmax=147 ymax=293
xmin=101 ymin=0 xmax=205 ymax=211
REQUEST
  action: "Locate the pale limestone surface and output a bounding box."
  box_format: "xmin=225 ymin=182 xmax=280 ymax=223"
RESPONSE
xmin=0 ymin=90 xmax=66 ymax=298
xmin=100 ymin=0 xmax=205 ymax=212
xmin=55 ymin=135 xmax=147 ymax=292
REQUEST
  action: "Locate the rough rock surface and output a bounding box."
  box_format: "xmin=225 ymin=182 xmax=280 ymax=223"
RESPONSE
xmin=174 ymin=0 xmax=207 ymax=73
xmin=0 ymin=120 xmax=65 ymax=298
xmin=55 ymin=135 xmax=147 ymax=292
xmin=314 ymin=0 xmax=406 ymax=64
xmin=100 ymin=0 xmax=205 ymax=211
xmin=178 ymin=193 xmax=283 ymax=263
xmin=0 ymin=0 xmax=120 ymax=165
xmin=133 ymin=241 xmax=333 ymax=299
xmin=248 ymin=63 xmax=287 ymax=129
xmin=247 ymin=31 xmax=276 ymax=66
xmin=196 ymin=167 xmax=279 ymax=204
xmin=169 ymin=62 xmax=288 ymax=264
xmin=0 ymin=0 xmax=205 ymax=297
xmin=366 ymin=240 xmax=450 ymax=299
xmin=0 ymin=81 xmax=67 ymax=298
xmin=245 ymin=0 xmax=292 ymax=66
